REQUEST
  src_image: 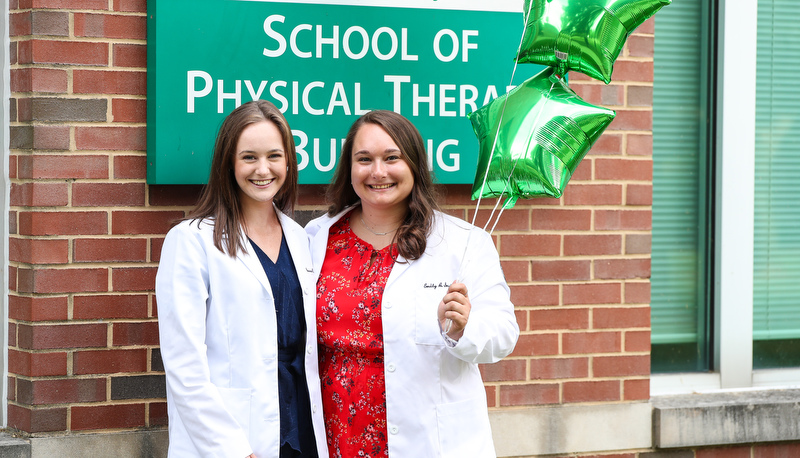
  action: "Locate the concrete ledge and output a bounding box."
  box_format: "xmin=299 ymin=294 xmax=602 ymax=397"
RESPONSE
xmin=29 ymin=430 xmax=167 ymax=458
xmin=489 ymin=402 xmax=652 ymax=457
xmin=653 ymin=389 xmax=800 ymax=448
xmin=0 ymin=432 xmax=30 ymax=458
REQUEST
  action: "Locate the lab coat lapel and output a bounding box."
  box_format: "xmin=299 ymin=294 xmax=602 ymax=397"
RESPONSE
xmin=278 ymin=210 xmax=314 ymax=295
xmin=236 ymin=227 xmax=275 ymax=300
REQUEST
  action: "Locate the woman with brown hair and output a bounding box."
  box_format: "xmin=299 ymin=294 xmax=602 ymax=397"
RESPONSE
xmin=156 ymin=100 xmax=327 ymax=458
xmin=306 ymin=110 xmax=519 ymax=457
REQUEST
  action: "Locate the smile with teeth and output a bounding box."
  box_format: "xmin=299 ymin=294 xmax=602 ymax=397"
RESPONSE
xmin=369 ymin=183 xmax=395 ymax=190
xmin=250 ymin=178 xmax=274 ymax=186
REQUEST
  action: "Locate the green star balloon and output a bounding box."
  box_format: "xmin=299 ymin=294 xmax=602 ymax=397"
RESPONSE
xmin=469 ymin=67 xmax=615 ymax=207
xmin=517 ymin=0 xmax=671 ymax=83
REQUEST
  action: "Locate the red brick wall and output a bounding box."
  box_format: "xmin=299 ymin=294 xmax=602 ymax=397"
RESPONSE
xmin=7 ymin=0 xmax=652 ymax=440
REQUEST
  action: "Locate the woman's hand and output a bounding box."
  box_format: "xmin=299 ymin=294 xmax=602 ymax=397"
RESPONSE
xmin=437 ymin=281 xmax=471 ymax=341
xmin=246 ymin=454 xmax=257 ymax=458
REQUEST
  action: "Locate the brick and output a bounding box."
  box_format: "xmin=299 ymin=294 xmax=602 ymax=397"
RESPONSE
xmin=499 ymin=384 xmax=559 ymax=406
xmin=568 ymin=158 xmax=592 ymax=181
xmin=9 ymin=237 xmax=69 ymax=264
xmin=8 ymin=377 xmax=15 ymax=402
xmin=636 ymin=17 xmax=655 ymax=35
xmin=563 ymin=380 xmax=620 ymax=403
xmin=608 ymin=109 xmax=652 ymax=131
xmin=9 ymin=266 xmax=17 ymax=291
xmin=628 ymin=85 xmax=653 ymax=107
xmin=500 ymin=260 xmax=528 ymax=282
xmin=111 ymin=211 xmax=184 ymax=235
xmin=17 ymin=155 xmax=109 ymax=179
xmin=610 ymin=61 xmax=653 ymax=83
xmin=74 ymin=294 xmax=149 ymax=320
xmin=532 ymin=260 xmax=590 ymax=281
xmin=595 ymin=210 xmax=651 ymax=231
xmin=627 ymin=184 xmax=652 ymax=206
xmin=151 ymin=348 xmax=164 ymax=372
xmin=72 ymin=183 xmax=146 ymax=207
xmin=624 ymin=379 xmax=650 ymax=401
xmin=149 ymin=401 xmax=168 ymax=426
xmin=30 ymin=97 xmax=107 ymax=122
xmin=16 ymin=323 xmax=106 ymax=350
xmin=10 ymin=182 xmax=69 ymax=207
xmin=530 ymin=308 xmax=590 ymax=331
xmin=151 ymin=237 xmax=165 ymax=262
xmin=74 ymin=238 xmax=147 ymax=262
xmin=530 ymin=357 xmax=589 ymax=379
xmin=29 ymin=39 xmax=108 ymax=66
xmin=510 ymin=333 xmax=559 ymax=357
xmin=114 ymin=155 xmax=147 ymax=179
xmin=627 ymin=134 xmax=653 ymax=156
xmin=111 ymin=374 xmax=166 ymax=400
xmin=10 ymin=125 xmax=33 ymax=149
xmin=563 ymin=184 xmax=623 ymax=206
xmin=514 ymin=310 xmax=527 ymax=331
xmin=484 ymin=386 xmax=496 ymax=408
xmin=563 ymin=283 xmax=621 ymax=305
xmin=469 ymin=209 xmax=530 ymax=232
xmin=564 ymin=235 xmax=622 ymax=256
xmin=17 ymin=267 xmax=108 ymax=294
xmin=148 ymin=185 xmax=203 ymax=207
xmin=114 ymin=0 xmax=147 ymax=13
xmin=480 ymin=359 xmax=526 ymax=382
xmin=31 ymin=0 xmax=109 ymax=8
xmin=73 ymin=70 xmax=146 ymax=95
xmin=10 ymin=155 xmax=18 ymax=179
xmin=627 ymin=35 xmax=654 ymax=58
xmin=74 ymin=13 xmax=146 ymax=39
xmin=625 ymin=234 xmax=651 ymax=254
xmin=624 ymin=282 xmax=650 ymax=304
xmin=33 ymin=125 xmax=70 ymax=150
xmin=17 ymin=377 xmax=106 ymax=405
xmin=8 ymin=295 xmax=69 ymax=321
xmin=8 ymin=404 xmax=67 ymax=433
xmin=531 ymin=209 xmax=591 ymax=231
xmin=10 ymin=12 xmax=32 ymax=36
xmin=113 ymin=43 xmax=146 ymax=68
xmin=113 ymin=321 xmax=159 ymax=346
xmin=112 ymin=98 xmax=146 ymax=123
xmin=594 ymin=259 xmax=651 ymax=280
xmin=11 ymin=68 xmax=32 ymax=92
xmin=112 ymin=267 xmax=157 ymax=292
xmin=572 ymin=83 xmax=624 ymax=107
xmin=510 ymin=284 xmax=559 ymax=307
xmin=499 ymin=234 xmax=560 ymax=257
xmin=18 ymin=211 xmax=108 ymax=236
xmin=8 ymin=349 xmax=68 ymax=377
xmin=593 ymin=355 xmax=649 ymax=377
xmin=625 ymin=330 xmax=651 ymax=352
xmin=755 ymin=443 xmax=800 ymax=458
xmin=74 ymin=349 xmax=148 ymax=375
xmin=696 ymin=447 xmax=751 ymax=458
xmin=590 ymin=134 xmax=623 ymax=156
xmin=75 ymin=126 xmax=146 ymax=151
xmin=31 ymin=10 xmax=68 ymax=36
xmin=9 ymin=322 xmax=16 ymax=347
xmin=594 ymin=307 xmax=650 ymax=329
xmin=563 ymin=332 xmax=621 ymax=354
xmin=71 ymin=403 xmax=146 ymax=430
xmin=595 ymin=158 xmax=652 ymax=181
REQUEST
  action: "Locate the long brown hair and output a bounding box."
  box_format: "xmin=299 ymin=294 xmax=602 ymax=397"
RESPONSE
xmin=326 ymin=110 xmax=439 ymax=261
xmin=188 ymin=100 xmax=298 ymax=257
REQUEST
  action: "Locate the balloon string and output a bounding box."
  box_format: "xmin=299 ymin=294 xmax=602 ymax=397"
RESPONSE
xmin=471 ymin=1 xmax=534 ymax=229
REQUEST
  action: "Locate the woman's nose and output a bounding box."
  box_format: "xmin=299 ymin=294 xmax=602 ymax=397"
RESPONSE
xmin=371 ymin=160 xmax=387 ymax=178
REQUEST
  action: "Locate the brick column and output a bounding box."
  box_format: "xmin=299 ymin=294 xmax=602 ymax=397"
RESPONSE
xmin=7 ymin=0 xmax=172 ymax=434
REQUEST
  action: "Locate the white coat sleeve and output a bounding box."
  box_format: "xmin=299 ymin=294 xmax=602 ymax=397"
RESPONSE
xmin=449 ymin=228 xmax=519 ymax=364
xmin=155 ymin=223 xmax=253 ymax=458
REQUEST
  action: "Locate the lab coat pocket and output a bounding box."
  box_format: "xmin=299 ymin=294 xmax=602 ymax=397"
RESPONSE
xmin=217 ymin=387 xmax=252 ymax=437
xmin=436 ymin=397 xmax=494 ymax=458
xmin=414 ymin=290 xmax=446 ymax=346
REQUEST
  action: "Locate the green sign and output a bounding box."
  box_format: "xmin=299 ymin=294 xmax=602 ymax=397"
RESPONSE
xmin=147 ymin=0 xmax=543 ymax=184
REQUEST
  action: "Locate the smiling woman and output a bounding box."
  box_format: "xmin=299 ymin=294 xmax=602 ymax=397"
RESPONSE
xmin=305 ymin=110 xmax=519 ymax=458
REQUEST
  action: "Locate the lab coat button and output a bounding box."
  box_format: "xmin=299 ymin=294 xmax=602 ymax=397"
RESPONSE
xmin=390 ymin=426 xmax=399 ymax=435
xmin=386 ymin=363 xmax=396 ymax=372
xmin=384 ymin=302 xmax=392 ymax=309
xmin=307 ymin=345 xmax=313 ymax=354
xmin=312 ymin=404 xmax=318 ymax=414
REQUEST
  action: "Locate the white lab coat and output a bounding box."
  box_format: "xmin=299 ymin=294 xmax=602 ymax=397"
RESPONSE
xmin=156 ymin=209 xmax=328 ymax=458
xmin=306 ymin=207 xmax=519 ymax=458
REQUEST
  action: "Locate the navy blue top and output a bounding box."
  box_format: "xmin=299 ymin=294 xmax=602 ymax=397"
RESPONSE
xmin=250 ymin=235 xmax=318 ymax=458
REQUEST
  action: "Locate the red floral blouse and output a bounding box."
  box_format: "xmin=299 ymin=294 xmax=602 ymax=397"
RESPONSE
xmin=316 ymin=213 xmax=395 ymax=458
